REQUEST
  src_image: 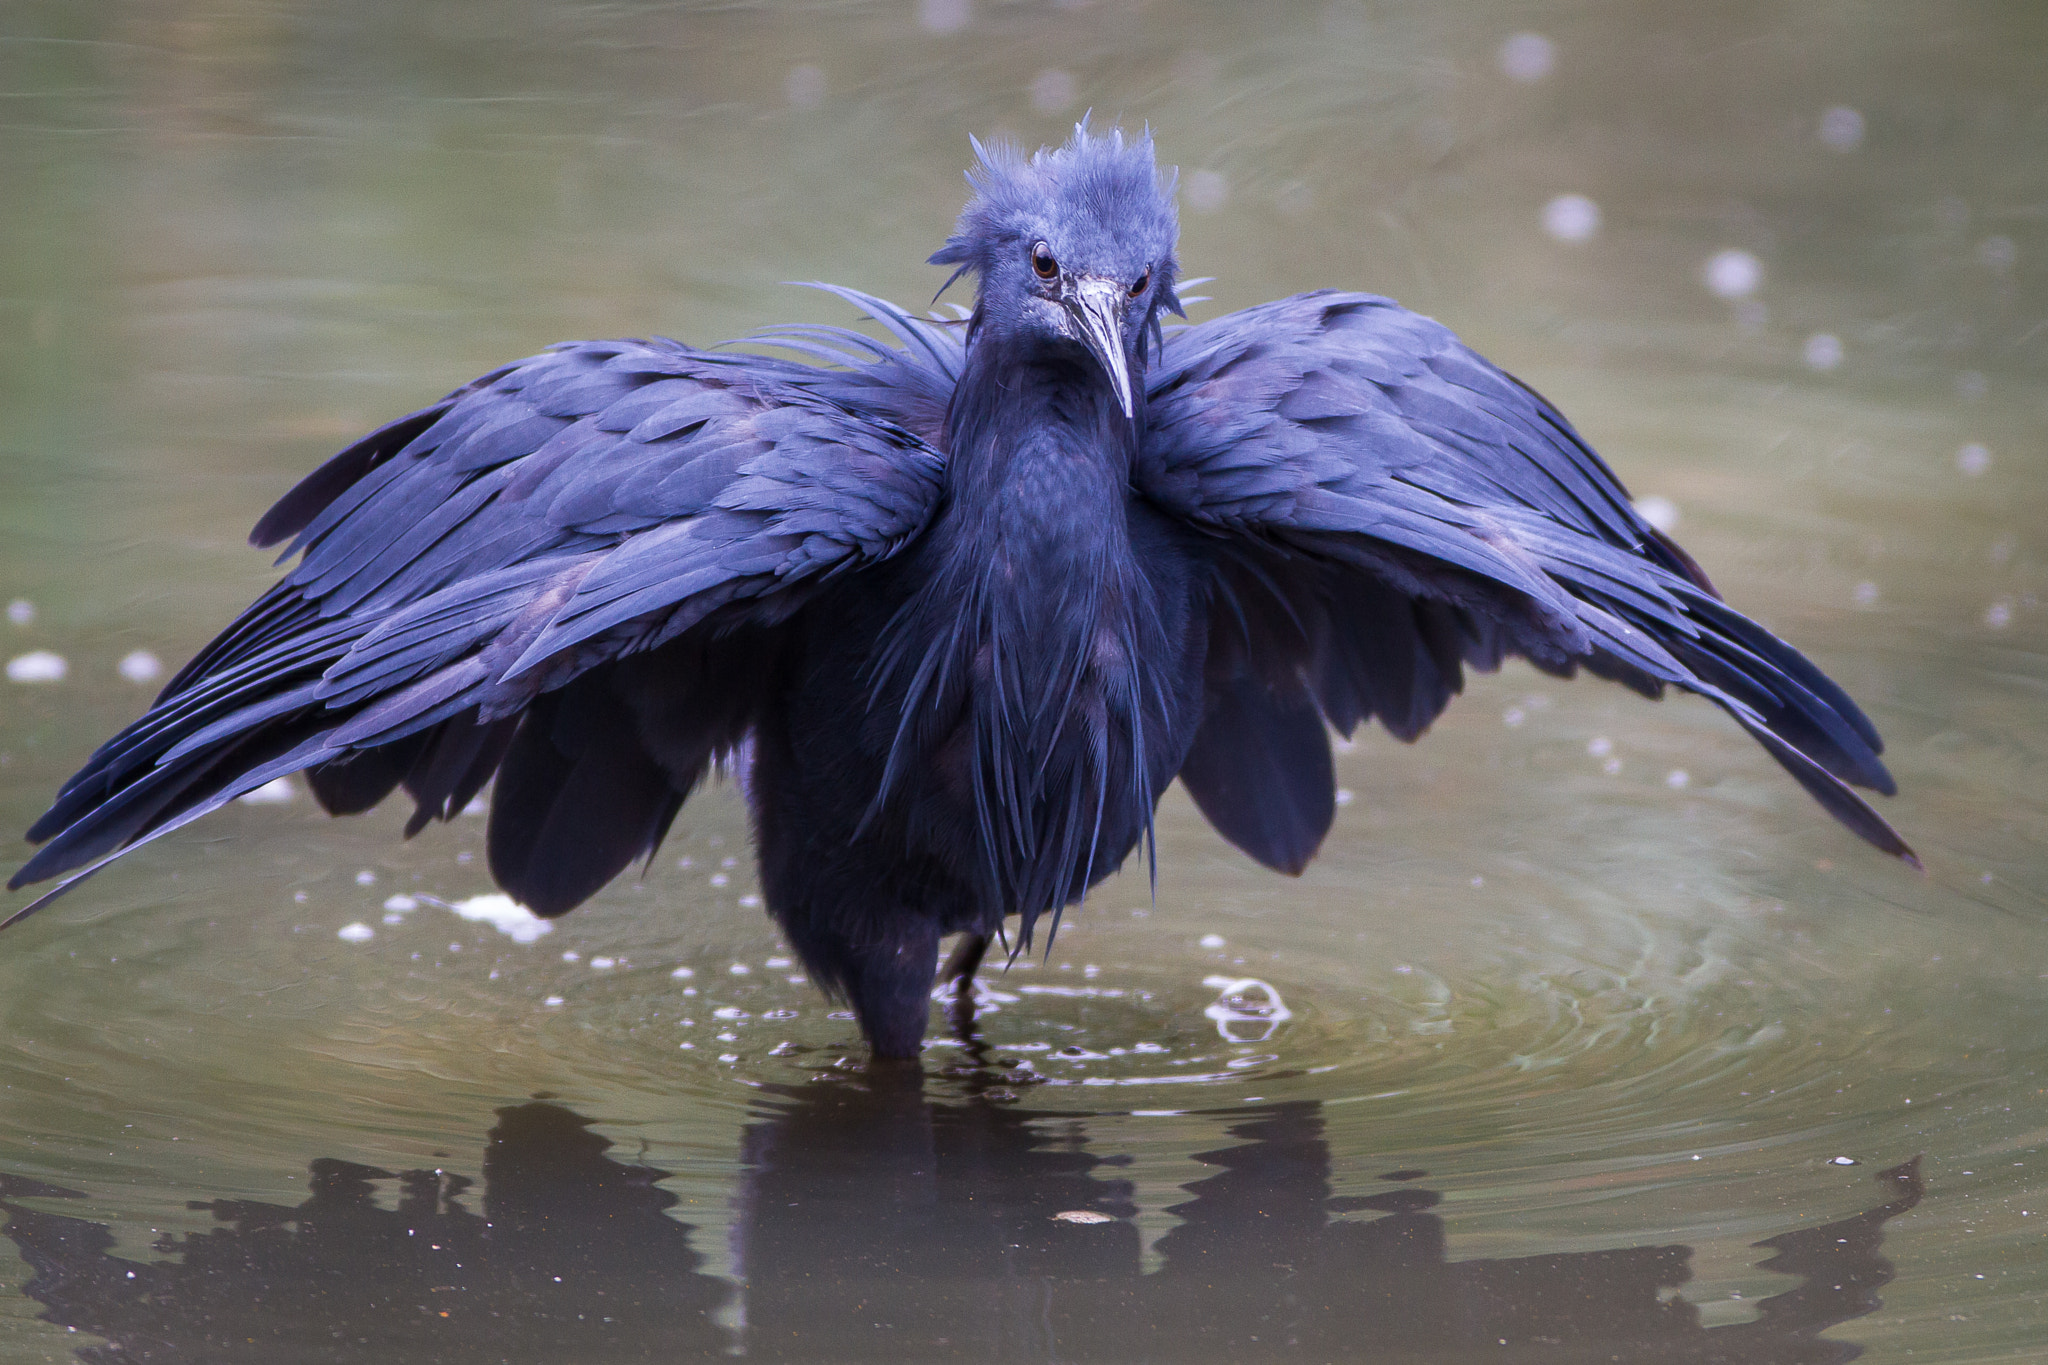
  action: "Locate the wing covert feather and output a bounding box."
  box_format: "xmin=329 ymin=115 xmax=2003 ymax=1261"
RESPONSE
xmin=1142 ymin=291 xmax=1910 ymax=863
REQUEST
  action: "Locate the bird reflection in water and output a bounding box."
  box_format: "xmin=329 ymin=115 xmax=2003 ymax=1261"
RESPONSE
xmin=2 ymin=1083 xmax=1920 ymax=1363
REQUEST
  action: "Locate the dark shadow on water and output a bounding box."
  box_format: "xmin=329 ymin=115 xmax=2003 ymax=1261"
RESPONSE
xmin=1 ymin=1076 xmax=1921 ymax=1363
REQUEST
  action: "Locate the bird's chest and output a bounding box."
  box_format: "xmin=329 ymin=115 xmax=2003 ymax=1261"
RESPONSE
xmin=911 ymin=492 xmax=1204 ymax=806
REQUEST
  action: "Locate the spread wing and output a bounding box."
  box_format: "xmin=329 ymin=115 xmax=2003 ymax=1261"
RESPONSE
xmin=1139 ymin=290 xmax=1911 ymax=871
xmin=11 ymin=334 xmax=946 ymax=920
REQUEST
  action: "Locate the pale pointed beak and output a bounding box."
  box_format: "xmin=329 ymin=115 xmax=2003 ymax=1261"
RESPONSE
xmin=1065 ymin=276 xmax=1135 ymax=419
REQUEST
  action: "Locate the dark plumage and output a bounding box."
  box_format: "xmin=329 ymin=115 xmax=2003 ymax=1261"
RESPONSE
xmin=9 ymin=126 xmax=1911 ymax=1057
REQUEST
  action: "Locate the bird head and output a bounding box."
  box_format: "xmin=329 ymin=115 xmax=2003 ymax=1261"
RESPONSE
xmin=930 ymin=122 xmax=1183 ymax=419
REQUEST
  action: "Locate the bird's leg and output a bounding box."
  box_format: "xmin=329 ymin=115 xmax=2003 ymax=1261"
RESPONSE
xmin=942 ymin=932 xmax=991 ymax=1036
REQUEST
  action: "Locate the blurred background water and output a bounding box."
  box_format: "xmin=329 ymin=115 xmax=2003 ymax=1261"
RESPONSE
xmin=0 ymin=1 xmax=2043 ymax=1361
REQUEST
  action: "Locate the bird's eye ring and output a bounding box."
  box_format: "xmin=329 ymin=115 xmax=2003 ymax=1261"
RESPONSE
xmin=1129 ymin=269 xmax=1150 ymax=297
xmin=1031 ymin=242 xmax=1058 ymax=280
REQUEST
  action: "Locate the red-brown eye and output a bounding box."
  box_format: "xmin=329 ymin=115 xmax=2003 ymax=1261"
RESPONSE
xmin=1129 ymin=269 xmax=1150 ymax=297
xmin=1031 ymin=242 xmax=1058 ymax=280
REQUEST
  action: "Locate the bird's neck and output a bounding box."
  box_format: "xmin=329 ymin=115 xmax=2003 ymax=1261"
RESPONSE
xmin=943 ymin=334 xmax=1140 ymax=519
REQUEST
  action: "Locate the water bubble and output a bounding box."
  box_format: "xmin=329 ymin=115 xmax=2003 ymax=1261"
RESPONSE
xmin=382 ymin=895 xmax=418 ymax=913
xmin=1601 ymin=757 xmax=1622 ymax=776
xmin=1704 ymin=249 xmax=1763 ymax=300
xmin=1853 ymin=581 xmax=1880 ymax=608
xmin=543 ymin=995 xmax=565 ymax=1007
xmin=355 ymin=869 xmax=377 ymax=886
xmin=783 ymin=64 xmax=825 ymax=111
xmin=237 ymin=777 xmax=295 ymax=805
xmin=765 ymin=956 xmax=793 ymax=969
xmin=1334 ymin=787 xmax=1355 ymax=807
xmin=1587 ymin=736 xmax=1613 ymax=758
xmin=1498 ymin=32 xmax=1555 ymax=82
xmin=1185 ymin=169 xmax=1229 ymax=214
xmin=6 ymin=650 xmax=66 ymax=684
xmin=1667 ymin=769 xmax=1690 ymax=789
xmin=671 ymin=966 xmax=695 ymax=979
xmin=1634 ymin=495 xmax=1680 ymax=531
xmin=917 ymin=0 xmax=970 ymax=34
xmin=1502 ymin=706 xmax=1526 ymax=727
xmin=1198 ymin=933 xmax=1227 ymax=949
xmin=1029 ymin=68 xmax=1076 ymax=115
xmin=1831 ymin=1156 xmax=1860 ymax=1165
xmin=1956 ymin=443 xmax=1991 ymax=476
xmin=729 ymin=962 xmax=752 ymax=975
xmin=1817 ymin=106 xmax=1865 ymax=152
xmin=1803 ymin=333 xmax=1843 ymax=371
xmin=590 ymin=957 xmax=616 ymax=970
xmin=1984 ymin=601 xmax=2012 ymax=630
xmin=337 ymin=923 xmax=374 ymax=943
xmin=561 ymin=951 xmax=580 ymax=962
xmin=1201 ymin=976 xmax=1293 ymax=1043
xmin=6 ymin=599 xmax=34 ymax=626
xmin=1541 ymin=193 xmax=1600 ymax=243
xmin=118 ymin=649 xmax=162 ymax=683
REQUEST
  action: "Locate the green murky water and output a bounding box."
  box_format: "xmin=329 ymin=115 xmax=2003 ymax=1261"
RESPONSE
xmin=1 ymin=2 xmax=2043 ymax=1360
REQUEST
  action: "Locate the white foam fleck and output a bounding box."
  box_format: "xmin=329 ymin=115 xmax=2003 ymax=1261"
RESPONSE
xmin=1498 ymin=31 xmax=1554 ymax=82
xmin=449 ymin=893 xmax=553 ymax=944
xmin=1199 ymin=933 xmax=1226 ymax=949
xmin=7 ymin=650 xmax=66 ymax=684
xmin=1667 ymin=769 xmax=1691 ymax=789
xmin=1984 ymin=601 xmax=2012 ymax=630
xmin=1541 ymin=193 xmax=1600 ymax=243
xmin=590 ymin=957 xmax=616 ymax=970
xmin=1587 ymin=736 xmax=1613 ymax=758
xmin=383 ymin=895 xmax=418 ymax=913
xmin=5 ymin=600 xmax=33 ymax=626
xmin=1184 ymin=169 xmax=1229 ymax=214
xmin=1703 ymin=249 xmax=1763 ymax=300
xmin=783 ymin=63 xmax=825 ymax=110
xmin=337 ymin=922 xmax=374 ymax=943
xmin=1634 ymin=495 xmax=1679 ymax=531
xmin=118 ymin=649 xmax=163 ymax=684
xmin=1030 ymin=68 xmax=1076 ymax=115
xmin=917 ymin=0 xmax=970 ymax=34
xmin=728 ymin=962 xmax=751 ymax=975
xmin=1817 ymin=105 xmax=1864 ymax=151
xmin=237 ymin=776 xmax=295 ymax=805
xmin=671 ymin=966 xmax=696 ymax=979
xmin=354 ymin=870 xmax=377 ymax=886
xmin=765 ymin=956 xmax=792 ymax=969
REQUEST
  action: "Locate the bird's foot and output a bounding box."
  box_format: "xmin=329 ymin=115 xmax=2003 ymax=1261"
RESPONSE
xmin=940 ymin=932 xmax=991 ymax=1038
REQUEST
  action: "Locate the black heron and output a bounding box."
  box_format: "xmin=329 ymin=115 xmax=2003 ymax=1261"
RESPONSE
xmin=9 ymin=126 xmax=1911 ymax=1058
